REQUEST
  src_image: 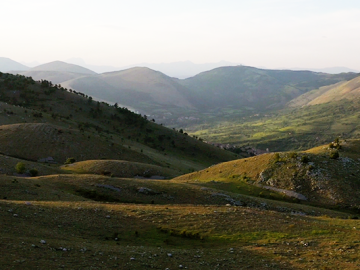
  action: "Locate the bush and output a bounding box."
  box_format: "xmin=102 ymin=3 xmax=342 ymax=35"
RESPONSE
xmin=65 ymin=157 xmax=76 ymax=164
xmin=273 ymin=153 xmax=281 ymax=162
xmin=29 ymin=168 xmax=38 ymax=177
xmin=329 ymin=151 xmax=339 ymax=159
xmin=329 ymin=138 xmax=341 ymax=150
xmin=301 ymin=156 xmax=310 ymax=163
xmin=15 ymin=162 xmax=26 ymax=174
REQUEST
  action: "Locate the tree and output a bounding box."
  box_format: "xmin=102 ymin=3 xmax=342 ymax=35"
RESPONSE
xmin=29 ymin=168 xmax=38 ymax=177
xmin=15 ymin=162 xmax=26 ymax=174
xmin=65 ymin=157 xmax=76 ymax=164
xmin=329 ymin=151 xmax=339 ymax=159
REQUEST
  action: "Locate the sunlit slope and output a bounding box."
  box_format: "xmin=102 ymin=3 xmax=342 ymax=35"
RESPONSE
xmin=15 ymin=70 xmax=86 ymax=84
xmin=179 ymin=65 xmax=358 ymax=111
xmin=14 ymin=61 xmax=97 ymax=84
xmin=288 ymin=75 xmax=360 ymax=107
xmin=62 ymin=159 xmax=178 ymax=178
xmin=174 ymin=140 xmax=360 ymax=209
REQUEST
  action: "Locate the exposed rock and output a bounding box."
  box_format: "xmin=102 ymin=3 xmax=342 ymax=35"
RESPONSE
xmin=137 ymin=187 xmax=159 ymax=195
xmin=96 ymin=184 xmax=121 ymax=192
xmin=37 ymin=156 xmax=57 ymax=163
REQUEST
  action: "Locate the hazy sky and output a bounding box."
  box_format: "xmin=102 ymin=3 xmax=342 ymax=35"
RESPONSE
xmin=2 ymin=0 xmax=360 ymax=69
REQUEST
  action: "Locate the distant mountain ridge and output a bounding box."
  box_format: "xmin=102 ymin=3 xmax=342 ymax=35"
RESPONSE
xmin=178 ymin=66 xmax=359 ymax=111
xmin=27 ymin=61 xmax=97 ymax=75
xmin=0 ymin=57 xmax=29 ymax=72
xmin=8 ymin=59 xmax=358 ymax=118
xmin=12 ymin=61 xmax=97 ymax=84
xmin=60 ymin=67 xmax=195 ymax=111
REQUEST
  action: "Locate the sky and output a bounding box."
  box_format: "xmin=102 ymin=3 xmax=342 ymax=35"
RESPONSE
xmin=2 ymin=0 xmax=360 ymax=70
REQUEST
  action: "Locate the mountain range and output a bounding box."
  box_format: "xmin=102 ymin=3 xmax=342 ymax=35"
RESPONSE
xmin=3 ymin=57 xmax=360 ymax=152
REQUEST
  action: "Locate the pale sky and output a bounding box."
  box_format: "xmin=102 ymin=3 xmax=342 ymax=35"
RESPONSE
xmin=2 ymin=0 xmax=360 ymax=69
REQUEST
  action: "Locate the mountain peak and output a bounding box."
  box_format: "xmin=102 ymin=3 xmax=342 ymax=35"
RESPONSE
xmin=31 ymin=61 xmax=97 ymax=75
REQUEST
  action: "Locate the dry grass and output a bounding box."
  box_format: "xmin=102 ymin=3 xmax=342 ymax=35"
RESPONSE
xmin=173 ymin=140 xmax=360 ymax=211
xmin=0 ymin=123 xmax=153 ymax=165
xmin=62 ymin=159 xmax=178 ymax=178
xmin=1 ymin=199 xmax=359 ymax=269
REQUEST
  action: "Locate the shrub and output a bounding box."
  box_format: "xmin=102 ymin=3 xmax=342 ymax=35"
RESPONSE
xmin=329 ymin=151 xmax=339 ymax=159
xmin=329 ymin=138 xmax=341 ymax=150
xmin=15 ymin=162 xmax=26 ymax=174
xmin=301 ymin=156 xmax=310 ymax=163
xmin=29 ymin=168 xmax=38 ymax=177
xmin=65 ymin=157 xmax=76 ymax=164
xmin=289 ymin=152 xmax=298 ymax=159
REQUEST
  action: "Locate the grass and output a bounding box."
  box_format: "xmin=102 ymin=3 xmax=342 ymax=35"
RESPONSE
xmin=183 ymin=98 xmax=360 ymax=152
xmin=1 ymin=200 xmax=360 ymax=269
xmin=62 ymin=159 xmax=178 ymax=178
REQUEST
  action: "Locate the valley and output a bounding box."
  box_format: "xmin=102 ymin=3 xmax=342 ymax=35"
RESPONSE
xmin=1 ymin=60 xmax=360 ymax=269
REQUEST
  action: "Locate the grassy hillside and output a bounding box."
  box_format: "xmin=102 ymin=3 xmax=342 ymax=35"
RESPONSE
xmin=14 ymin=70 xmax=85 ymax=84
xmin=1 ymin=171 xmax=360 ymax=269
xmin=0 ymin=72 xmax=236 ymax=175
xmin=187 ymin=93 xmax=360 ymax=152
xmin=62 ymin=160 xmax=178 ymax=178
xmin=60 ymin=67 xmax=195 ymax=115
xmin=288 ymin=75 xmax=360 ymax=107
xmin=0 ymin=123 xmax=152 ymax=164
xmin=31 ymin=64 xmax=359 ymax=131
xmin=179 ymin=66 xmax=358 ymax=112
xmin=174 ymin=139 xmax=360 ymax=211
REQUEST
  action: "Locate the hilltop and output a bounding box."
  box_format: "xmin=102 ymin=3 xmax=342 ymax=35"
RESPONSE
xmin=14 ymin=61 xmax=97 ymax=84
xmin=26 ymin=61 xmax=97 ymax=75
xmin=61 ymin=67 xmax=195 ymax=113
xmin=178 ymin=66 xmax=358 ymax=111
xmin=0 ymin=57 xmax=29 ymax=72
xmin=174 ymin=139 xmax=360 ymax=211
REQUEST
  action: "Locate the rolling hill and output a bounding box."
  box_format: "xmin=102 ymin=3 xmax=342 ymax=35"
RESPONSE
xmin=13 ymin=61 xmax=97 ymax=84
xmin=179 ymin=65 xmax=359 ymax=112
xmin=288 ymin=75 xmax=360 ymax=107
xmin=61 ymin=67 xmax=195 ymax=113
xmin=174 ymin=139 xmax=360 ymax=211
xmin=0 ymin=57 xmax=29 ymax=72
xmin=0 ymin=72 xmax=236 ymax=175
xmin=28 ymin=61 xmax=97 ymax=75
